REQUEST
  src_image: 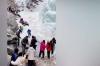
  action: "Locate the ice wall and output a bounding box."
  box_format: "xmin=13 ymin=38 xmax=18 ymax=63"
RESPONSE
xmin=40 ymin=0 xmax=56 ymax=40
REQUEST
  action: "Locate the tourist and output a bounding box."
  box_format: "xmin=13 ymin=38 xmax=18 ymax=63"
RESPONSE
xmin=30 ymin=36 xmax=37 ymax=50
xmin=11 ymin=52 xmax=27 ymax=66
xmin=27 ymin=29 xmax=31 ymax=37
xmin=11 ymin=48 xmax=19 ymax=61
xmin=9 ymin=48 xmax=19 ymax=66
xmin=21 ymin=36 xmax=29 ymax=54
xmin=16 ymin=27 xmax=22 ymax=46
xmin=39 ymin=40 xmax=46 ymax=58
xmin=51 ymin=37 xmax=56 ymax=55
xmin=26 ymin=44 xmax=36 ymax=66
xmin=46 ymin=41 xmax=51 ymax=59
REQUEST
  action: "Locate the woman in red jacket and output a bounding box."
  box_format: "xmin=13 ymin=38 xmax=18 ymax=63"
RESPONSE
xmin=46 ymin=41 xmax=51 ymax=59
xmin=39 ymin=40 xmax=46 ymax=58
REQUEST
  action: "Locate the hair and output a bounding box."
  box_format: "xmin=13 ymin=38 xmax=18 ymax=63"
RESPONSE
xmin=14 ymin=48 xmax=19 ymax=53
xmin=32 ymin=36 xmax=35 ymax=39
xmin=26 ymin=36 xmax=28 ymax=38
xmin=43 ymin=40 xmax=45 ymax=43
xmin=20 ymin=18 xmax=23 ymax=21
xmin=18 ymin=52 xmax=23 ymax=57
xmin=52 ymin=37 xmax=56 ymax=44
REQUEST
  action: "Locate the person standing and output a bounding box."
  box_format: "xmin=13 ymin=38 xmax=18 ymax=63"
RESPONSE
xmin=11 ymin=48 xmax=19 ymax=61
xmin=27 ymin=29 xmax=31 ymax=37
xmin=30 ymin=36 xmax=37 ymax=50
xmin=51 ymin=37 xmax=56 ymax=55
xmin=16 ymin=26 xmax=23 ymax=46
xmin=19 ymin=18 xmax=24 ymax=25
xmin=11 ymin=52 xmax=27 ymax=66
xmin=39 ymin=40 xmax=46 ymax=58
xmin=26 ymin=44 xmax=36 ymax=66
xmin=10 ymin=48 xmax=19 ymax=66
xmin=46 ymin=41 xmax=51 ymax=59
xmin=21 ymin=36 xmax=29 ymax=54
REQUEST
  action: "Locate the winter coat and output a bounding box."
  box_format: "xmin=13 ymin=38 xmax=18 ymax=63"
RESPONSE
xmin=26 ymin=47 xmax=35 ymax=60
xmin=31 ymin=38 xmax=37 ymax=45
xmin=46 ymin=43 xmax=51 ymax=52
xmin=31 ymin=38 xmax=37 ymax=49
xmin=11 ymin=56 xmax=26 ymax=66
xmin=21 ymin=37 xmax=28 ymax=46
xmin=40 ymin=42 xmax=45 ymax=51
xmin=11 ymin=52 xmax=18 ymax=61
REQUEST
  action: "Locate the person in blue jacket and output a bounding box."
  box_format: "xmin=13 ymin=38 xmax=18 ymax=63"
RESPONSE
xmin=27 ymin=29 xmax=31 ymax=37
xmin=10 ymin=48 xmax=19 ymax=66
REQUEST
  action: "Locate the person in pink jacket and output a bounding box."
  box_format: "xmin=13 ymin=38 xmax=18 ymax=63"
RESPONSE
xmin=39 ymin=40 xmax=46 ymax=58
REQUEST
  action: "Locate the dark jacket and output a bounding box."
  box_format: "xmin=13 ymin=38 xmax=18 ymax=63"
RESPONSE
xmin=11 ymin=52 xmax=18 ymax=61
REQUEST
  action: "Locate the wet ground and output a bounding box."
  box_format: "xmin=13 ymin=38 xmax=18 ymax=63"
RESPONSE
xmin=8 ymin=54 xmax=56 ymax=66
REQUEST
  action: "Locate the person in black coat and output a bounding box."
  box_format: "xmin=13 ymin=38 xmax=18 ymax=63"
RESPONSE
xmin=21 ymin=36 xmax=29 ymax=54
xmin=51 ymin=37 xmax=56 ymax=55
xmin=30 ymin=36 xmax=37 ymax=50
xmin=16 ymin=27 xmax=22 ymax=46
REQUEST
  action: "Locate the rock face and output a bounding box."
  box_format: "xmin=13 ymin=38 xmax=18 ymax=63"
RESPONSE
xmin=7 ymin=12 xmax=18 ymax=34
xmin=7 ymin=0 xmax=19 ymax=57
xmin=7 ymin=0 xmax=19 ymax=37
xmin=8 ymin=0 xmax=18 ymax=10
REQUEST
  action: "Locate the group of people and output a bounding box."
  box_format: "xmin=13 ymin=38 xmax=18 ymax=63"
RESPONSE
xmin=39 ymin=38 xmax=56 ymax=59
xmin=8 ymin=0 xmax=56 ymax=65
xmin=9 ymin=35 xmax=56 ymax=66
xmin=10 ymin=21 xmax=56 ymax=66
xmin=21 ymin=35 xmax=56 ymax=59
xmin=8 ymin=15 xmax=56 ymax=66
xmin=9 ymin=44 xmax=36 ymax=66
